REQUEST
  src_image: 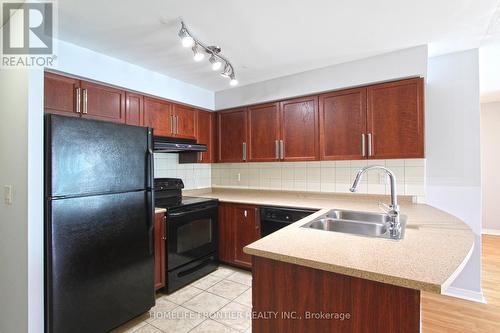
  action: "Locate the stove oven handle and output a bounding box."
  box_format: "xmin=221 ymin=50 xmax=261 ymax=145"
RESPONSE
xmin=168 ymin=204 xmax=217 ymax=217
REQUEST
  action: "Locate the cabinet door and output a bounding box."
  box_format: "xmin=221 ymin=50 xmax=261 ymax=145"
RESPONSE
xmin=173 ymin=104 xmax=197 ymax=140
xmin=125 ymin=92 xmax=144 ymax=126
xmin=197 ymin=110 xmax=215 ymax=163
xmin=280 ymin=96 xmax=319 ymax=161
xmin=44 ymin=72 xmax=81 ymax=117
xmin=80 ymin=81 xmax=126 ymax=123
xmin=367 ymin=78 xmax=424 ymax=159
xmin=319 ymin=88 xmax=367 ymax=160
xmin=247 ymin=103 xmax=280 ymax=162
xmin=154 ymin=212 xmax=166 ymax=290
xmin=218 ymin=203 xmax=234 ymax=264
xmin=233 ymin=205 xmax=260 ymax=268
xmin=217 ymin=109 xmax=248 ymax=163
xmin=144 ymin=97 xmax=173 ymax=137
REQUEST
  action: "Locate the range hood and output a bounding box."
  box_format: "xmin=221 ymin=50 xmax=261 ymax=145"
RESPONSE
xmin=154 ymin=137 xmax=207 ymax=153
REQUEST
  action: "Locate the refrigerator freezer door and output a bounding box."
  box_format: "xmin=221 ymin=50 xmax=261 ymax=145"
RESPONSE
xmin=45 ymin=191 xmax=154 ymax=333
xmin=46 ymin=115 xmax=153 ymax=197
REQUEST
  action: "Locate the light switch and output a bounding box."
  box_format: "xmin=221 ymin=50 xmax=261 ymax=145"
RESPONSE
xmin=4 ymin=185 xmax=13 ymax=205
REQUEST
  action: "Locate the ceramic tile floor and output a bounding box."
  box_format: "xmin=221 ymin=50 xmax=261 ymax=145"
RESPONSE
xmin=113 ymin=266 xmax=252 ymax=333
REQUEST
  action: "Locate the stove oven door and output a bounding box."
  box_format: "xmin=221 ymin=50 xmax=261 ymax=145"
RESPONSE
xmin=167 ymin=202 xmax=218 ymax=270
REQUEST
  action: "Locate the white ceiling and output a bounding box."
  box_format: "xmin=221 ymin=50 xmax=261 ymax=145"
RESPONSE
xmin=57 ymin=0 xmax=499 ymax=92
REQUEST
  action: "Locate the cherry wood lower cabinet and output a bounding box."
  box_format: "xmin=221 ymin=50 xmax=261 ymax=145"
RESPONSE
xmin=154 ymin=212 xmax=167 ymax=291
xmin=218 ymin=203 xmax=261 ymax=269
xmin=252 ymin=257 xmax=420 ymax=333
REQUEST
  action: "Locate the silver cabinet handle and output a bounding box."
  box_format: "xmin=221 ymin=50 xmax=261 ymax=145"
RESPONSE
xmin=174 ymin=115 xmax=177 ymax=134
xmin=367 ymin=133 xmax=373 ymax=157
xmin=279 ymin=140 xmax=284 ymax=160
xmin=275 ymin=140 xmax=279 ymax=160
xmin=198 ymin=152 xmax=202 ymax=162
xmin=244 ymin=210 xmax=247 ymax=218
xmin=82 ymin=89 xmax=88 ymax=114
xmin=176 ymin=116 xmax=179 ymax=134
xmin=361 ymin=134 xmax=366 ymax=157
xmin=242 ymin=142 xmax=247 ymax=161
xmin=170 ymin=114 xmax=174 ymax=134
xmin=162 ymin=216 xmax=167 ymax=240
xmin=75 ymin=87 xmax=81 ymax=113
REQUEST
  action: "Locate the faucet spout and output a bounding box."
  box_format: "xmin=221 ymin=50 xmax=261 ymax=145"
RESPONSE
xmin=349 ymin=165 xmax=401 ymax=238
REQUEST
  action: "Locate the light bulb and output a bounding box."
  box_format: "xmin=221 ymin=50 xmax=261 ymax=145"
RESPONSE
xmin=230 ymin=78 xmax=238 ymax=86
xmin=209 ymin=55 xmax=222 ymax=71
xmin=192 ymin=45 xmax=204 ymax=61
xmin=182 ymin=36 xmax=194 ymax=48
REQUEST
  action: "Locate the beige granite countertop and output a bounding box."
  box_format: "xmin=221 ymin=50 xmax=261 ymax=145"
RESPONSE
xmin=155 ymin=207 xmax=166 ymax=214
xmin=186 ymin=188 xmax=474 ymax=294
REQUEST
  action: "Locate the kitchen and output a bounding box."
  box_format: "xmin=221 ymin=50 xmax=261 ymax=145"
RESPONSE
xmin=1 ymin=1 xmax=499 ymax=333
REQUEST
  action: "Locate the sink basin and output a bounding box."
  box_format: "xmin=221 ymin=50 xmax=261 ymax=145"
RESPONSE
xmin=301 ymin=209 xmax=406 ymax=239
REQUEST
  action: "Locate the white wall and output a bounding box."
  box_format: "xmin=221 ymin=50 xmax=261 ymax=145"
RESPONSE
xmin=481 ymin=102 xmax=500 ymax=232
xmin=479 ymin=42 xmax=500 ymax=103
xmin=53 ymin=40 xmax=215 ymax=110
xmin=426 ymin=50 xmax=483 ymax=300
xmin=215 ymin=45 xmax=428 ymax=109
xmin=0 ymin=68 xmax=29 ymax=333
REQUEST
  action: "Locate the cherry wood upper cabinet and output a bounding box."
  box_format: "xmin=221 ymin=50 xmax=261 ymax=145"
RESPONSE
xmin=217 ymin=108 xmax=248 ymax=163
xmin=44 ymin=72 xmax=81 ymax=117
xmin=172 ymin=104 xmax=197 ymax=140
xmin=79 ymin=81 xmax=126 ymax=123
xmin=247 ymin=103 xmax=280 ymax=162
xmin=125 ymin=92 xmax=144 ymax=126
xmin=197 ymin=110 xmax=215 ymax=163
xmin=319 ymin=88 xmax=367 ymax=160
xmin=154 ymin=212 xmax=166 ymax=290
xmin=367 ymin=78 xmax=424 ymax=159
xmin=144 ymin=97 xmax=173 ymax=137
xmin=280 ymin=96 xmax=319 ymax=161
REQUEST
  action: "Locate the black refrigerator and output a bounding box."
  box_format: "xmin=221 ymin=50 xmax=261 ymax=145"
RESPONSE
xmin=44 ymin=115 xmax=155 ymax=333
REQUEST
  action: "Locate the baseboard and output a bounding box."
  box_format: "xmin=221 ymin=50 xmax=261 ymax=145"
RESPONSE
xmin=444 ymin=286 xmax=487 ymax=303
xmin=482 ymin=228 xmax=500 ymax=236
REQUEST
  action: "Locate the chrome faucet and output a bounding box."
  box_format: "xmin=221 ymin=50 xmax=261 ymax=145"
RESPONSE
xmin=349 ymin=165 xmax=402 ymax=239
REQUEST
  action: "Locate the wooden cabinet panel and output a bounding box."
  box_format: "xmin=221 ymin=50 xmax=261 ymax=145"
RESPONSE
xmin=197 ymin=110 xmax=215 ymax=163
xmin=217 ymin=109 xmax=248 ymax=163
xmin=80 ymin=81 xmax=126 ymax=123
xmin=144 ymin=97 xmax=173 ymax=137
xmin=280 ymin=96 xmax=319 ymax=161
xmin=319 ymin=88 xmax=367 ymax=160
xmin=173 ymin=104 xmax=197 ymax=140
xmin=125 ymin=92 xmax=144 ymax=126
xmin=154 ymin=212 xmax=166 ymax=290
xmin=233 ymin=205 xmax=260 ymax=268
xmin=218 ymin=203 xmax=234 ymax=264
xmin=247 ymin=103 xmax=280 ymax=162
xmin=367 ymin=78 xmax=424 ymax=159
xmin=218 ymin=203 xmax=260 ymax=268
xmin=44 ymin=72 xmax=81 ymax=117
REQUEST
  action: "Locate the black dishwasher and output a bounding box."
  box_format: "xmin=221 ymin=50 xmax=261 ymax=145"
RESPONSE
xmin=260 ymin=206 xmax=318 ymax=237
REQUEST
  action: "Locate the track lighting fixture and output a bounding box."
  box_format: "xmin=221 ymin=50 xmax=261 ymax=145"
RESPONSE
xmin=178 ymin=21 xmax=238 ymax=87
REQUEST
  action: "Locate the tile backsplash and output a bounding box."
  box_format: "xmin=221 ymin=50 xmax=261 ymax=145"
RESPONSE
xmin=212 ymin=159 xmax=426 ymax=201
xmin=154 ymin=154 xmax=426 ymax=202
xmin=154 ymin=154 xmax=211 ymax=189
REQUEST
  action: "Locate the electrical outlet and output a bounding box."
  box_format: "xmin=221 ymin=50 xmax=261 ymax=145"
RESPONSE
xmin=4 ymin=185 xmax=13 ymax=205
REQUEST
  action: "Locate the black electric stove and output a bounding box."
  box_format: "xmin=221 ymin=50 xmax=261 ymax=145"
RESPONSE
xmin=154 ymin=178 xmax=218 ymax=293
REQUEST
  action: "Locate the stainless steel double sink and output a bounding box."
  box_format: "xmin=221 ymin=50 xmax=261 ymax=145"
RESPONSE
xmin=301 ymin=209 xmax=407 ymax=240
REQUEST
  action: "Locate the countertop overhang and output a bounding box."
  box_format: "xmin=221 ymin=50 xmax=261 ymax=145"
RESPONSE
xmin=187 ymin=188 xmax=474 ymax=294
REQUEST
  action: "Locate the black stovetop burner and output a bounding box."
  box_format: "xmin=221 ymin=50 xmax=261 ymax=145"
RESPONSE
xmin=154 ymin=178 xmax=215 ymax=209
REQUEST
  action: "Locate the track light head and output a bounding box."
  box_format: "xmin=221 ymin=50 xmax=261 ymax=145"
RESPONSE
xmin=220 ymin=63 xmax=232 ymax=78
xmin=178 ymin=27 xmax=194 ymax=48
xmin=209 ymin=55 xmax=222 ymax=71
xmin=229 ymin=74 xmax=238 ymax=86
xmin=192 ymin=44 xmax=205 ymax=62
